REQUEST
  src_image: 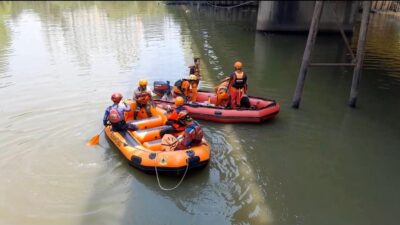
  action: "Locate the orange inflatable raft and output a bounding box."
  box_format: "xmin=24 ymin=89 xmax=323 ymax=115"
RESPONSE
xmin=104 ymin=100 xmax=211 ymax=175
xmin=154 ymin=91 xmax=280 ymax=123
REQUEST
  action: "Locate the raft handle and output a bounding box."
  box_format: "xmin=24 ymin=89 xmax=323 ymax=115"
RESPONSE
xmin=214 ymin=111 xmax=222 ymax=116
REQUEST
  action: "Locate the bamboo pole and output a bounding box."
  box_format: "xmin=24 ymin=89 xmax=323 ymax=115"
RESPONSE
xmin=348 ymin=1 xmax=371 ymax=108
xmin=292 ymin=1 xmax=324 ymax=109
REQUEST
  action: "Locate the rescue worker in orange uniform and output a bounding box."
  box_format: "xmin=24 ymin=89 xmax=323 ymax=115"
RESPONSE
xmin=188 ymin=74 xmax=198 ymax=102
xmin=174 ymin=111 xmax=204 ymax=150
xmin=228 ymin=61 xmax=248 ymax=109
xmin=172 ymin=75 xmax=198 ymax=102
xmin=159 ymin=96 xmax=186 ymax=137
xmin=215 ymin=77 xmax=230 ymax=107
xmin=133 ymin=79 xmax=153 ymax=119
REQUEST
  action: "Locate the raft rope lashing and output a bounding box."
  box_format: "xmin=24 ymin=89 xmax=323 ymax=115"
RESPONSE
xmin=154 ymin=156 xmax=190 ymax=191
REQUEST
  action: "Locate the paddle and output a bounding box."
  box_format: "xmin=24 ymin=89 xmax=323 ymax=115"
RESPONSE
xmin=87 ymin=127 xmax=106 ymax=146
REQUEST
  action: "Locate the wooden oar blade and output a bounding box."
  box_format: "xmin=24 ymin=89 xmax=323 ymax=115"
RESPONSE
xmin=87 ymin=134 xmax=100 ymax=146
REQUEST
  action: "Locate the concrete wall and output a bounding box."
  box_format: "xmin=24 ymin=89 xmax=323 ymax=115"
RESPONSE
xmin=256 ymin=1 xmax=359 ymax=33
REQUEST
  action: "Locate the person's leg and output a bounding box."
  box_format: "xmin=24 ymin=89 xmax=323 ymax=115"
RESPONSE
xmin=127 ymin=123 xmax=139 ymax=131
xmin=145 ymin=103 xmax=152 ymax=117
xmin=230 ymin=88 xmax=237 ymax=109
xmin=111 ymin=121 xmax=124 ymax=132
xmin=134 ymin=104 xmax=140 ymax=119
xmin=159 ymin=125 xmax=176 ymax=137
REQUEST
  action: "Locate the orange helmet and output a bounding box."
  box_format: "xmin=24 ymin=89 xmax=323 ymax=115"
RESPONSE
xmin=175 ymin=96 xmax=185 ymax=106
xmin=178 ymin=110 xmax=192 ymax=122
xmin=111 ymin=93 xmax=122 ymax=103
xmin=234 ymin=61 xmax=242 ymax=70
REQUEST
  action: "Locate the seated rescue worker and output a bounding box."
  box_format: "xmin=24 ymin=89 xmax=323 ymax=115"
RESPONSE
xmin=133 ymin=79 xmax=152 ymax=119
xmin=159 ymin=96 xmax=187 ymax=137
xmin=175 ymin=111 xmax=204 ymax=150
xmin=228 ymin=61 xmax=248 ymax=109
xmin=103 ymin=93 xmax=138 ymax=132
xmin=215 ymin=77 xmax=230 ymax=107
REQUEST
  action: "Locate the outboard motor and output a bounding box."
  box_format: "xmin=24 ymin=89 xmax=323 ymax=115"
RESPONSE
xmin=153 ymin=80 xmax=171 ymax=98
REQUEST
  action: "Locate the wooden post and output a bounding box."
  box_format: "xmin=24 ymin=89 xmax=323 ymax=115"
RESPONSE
xmin=291 ymin=1 xmax=324 ymax=109
xmin=373 ymin=1 xmax=377 ymax=10
xmin=348 ymin=1 xmax=371 ymax=108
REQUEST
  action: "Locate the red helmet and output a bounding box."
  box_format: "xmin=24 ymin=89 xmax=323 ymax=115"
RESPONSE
xmin=111 ymin=93 xmax=122 ymax=103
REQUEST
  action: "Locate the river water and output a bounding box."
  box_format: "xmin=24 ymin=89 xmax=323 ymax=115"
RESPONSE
xmin=0 ymin=2 xmax=399 ymax=225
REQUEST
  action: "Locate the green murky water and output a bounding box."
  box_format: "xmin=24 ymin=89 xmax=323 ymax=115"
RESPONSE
xmin=0 ymin=2 xmax=399 ymax=225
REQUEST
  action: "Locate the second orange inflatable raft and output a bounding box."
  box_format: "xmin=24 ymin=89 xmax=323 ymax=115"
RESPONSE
xmin=104 ymin=100 xmax=211 ymax=175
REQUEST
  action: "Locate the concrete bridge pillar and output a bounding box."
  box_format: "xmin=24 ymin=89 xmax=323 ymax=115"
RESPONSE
xmin=256 ymin=1 xmax=359 ymax=33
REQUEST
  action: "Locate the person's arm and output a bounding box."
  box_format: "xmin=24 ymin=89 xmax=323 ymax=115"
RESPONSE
xmin=133 ymin=90 xmax=138 ymax=101
xmin=103 ymin=107 xmax=110 ymax=126
xmin=123 ymin=101 xmax=131 ymax=112
xmin=244 ymin=73 xmax=248 ymax=93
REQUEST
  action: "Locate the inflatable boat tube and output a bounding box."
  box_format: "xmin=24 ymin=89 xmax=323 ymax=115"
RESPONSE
xmin=153 ymin=90 xmax=280 ymax=123
xmin=105 ymin=100 xmax=211 ymax=175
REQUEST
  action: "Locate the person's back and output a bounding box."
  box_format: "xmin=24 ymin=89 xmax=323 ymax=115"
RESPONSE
xmin=215 ymin=78 xmax=230 ymax=107
xmin=229 ymin=61 xmax=248 ymax=108
xmin=103 ymin=93 xmax=137 ymax=132
xmin=172 ymin=78 xmax=191 ymax=99
xmin=176 ymin=120 xmax=203 ymax=150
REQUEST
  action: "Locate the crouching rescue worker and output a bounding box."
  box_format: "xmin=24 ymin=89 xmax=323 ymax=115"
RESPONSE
xmin=174 ymin=111 xmax=204 ymax=150
xmin=172 ymin=75 xmax=198 ymax=102
xmin=133 ymin=79 xmax=153 ymax=119
xmin=103 ymin=93 xmax=138 ymax=132
xmin=229 ymin=61 xmax=248 ymax=109
xmin=159 ymin=97 xmax=186 ymax=136
xmin=215 ymin=77 xmax=230 ymax=107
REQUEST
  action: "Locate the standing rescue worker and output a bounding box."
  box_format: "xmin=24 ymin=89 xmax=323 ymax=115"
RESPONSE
xmin=103 ymin=93 xmax=137 ymax=132
xmin=159 ymin=97 xmax=187 ymax=137
xmin=174 ymin=111 xmax=204 ymax=150
xmin=133 ymin=79 xmax=153 ymax=119
xmin=228 ymin=61 xmax=248 ymax=109
xmin=188 ymin=57 xmax=201 ymax=81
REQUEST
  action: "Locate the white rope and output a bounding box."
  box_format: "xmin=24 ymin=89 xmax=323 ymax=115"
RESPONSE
xmin=154 ymin=157 xmax=190 ymax=191
xmin=206 ymin=1 xmax=255 ymax=9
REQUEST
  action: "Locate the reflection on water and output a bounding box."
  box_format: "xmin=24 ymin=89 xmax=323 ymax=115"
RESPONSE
xmin=0 ymin=2 xmax=399 ymax=225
